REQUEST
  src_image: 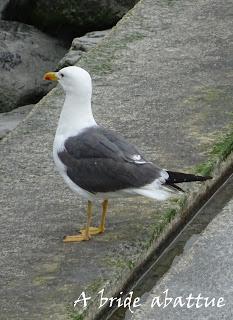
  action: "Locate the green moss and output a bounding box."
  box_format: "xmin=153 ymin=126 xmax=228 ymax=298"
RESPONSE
xmin=161 ymin=0 xmax=178 ymax=6
xmin=201 ymin=88 xmax=225 ymax=104
xmin=127 ymin=259 xmax=135 ymax=270
xmin=188 ymin=87 xmax=225 ymax=105
xmin=85 ymin=278 xmax=105 ymax=295
xmin=151 ymin=208 xmax=178 ymax=240
xmin=163 ymin=208 xmax=177 ymax=224
xmin=184 ymin=86 xmax=232 ymax=108
xmin=212 ymin=130 xmax=233 ymax=159
xmin=90 ymin=56 xmax=113 ymax=75
xmin=67 ymin=304 xmax=85 ymax=320
xmin=79 ymin=31 xmax=145 ymax=75
xmin=177 ymin=195 xmax=188 ymax=210
xmin=103 ymin=256 xmax=135 ymax=271
xmin=73 ymin=316 xmax=84 ymax=320
xmin=195 ymin=127 xmax=233 ymax=176
xmin=195 ymin=161 xmax=215 ymax=176
xmin=68 ymin=311 xmax=84 ymax=320
xmin=122 ymin=32 xmax=146 ymax=43
xmin=79 ymin=47 xmax=113 ymax=75
xmin=33 ymin=275 xmax=55 ymax=286
xmin=32 ymin=261 xmax=59 ymax=286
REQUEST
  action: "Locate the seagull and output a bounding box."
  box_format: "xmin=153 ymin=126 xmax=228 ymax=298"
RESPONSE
xmin=43 ymin=66 xmax=211 ymax=243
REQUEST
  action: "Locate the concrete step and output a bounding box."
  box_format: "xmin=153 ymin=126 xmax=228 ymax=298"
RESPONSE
xmin=126 ymin=175 xmax=233 ymax=320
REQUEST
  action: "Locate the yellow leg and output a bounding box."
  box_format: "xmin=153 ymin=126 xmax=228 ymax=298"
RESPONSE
xmin=100 ymin=199 xmax=108 ymax=233
xmin=80 ymin=199 xmax=108 ymax=235
xmin=63 ymin=201 xmax=92 ymax=243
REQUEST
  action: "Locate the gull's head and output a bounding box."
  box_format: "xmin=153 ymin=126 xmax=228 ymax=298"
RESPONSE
xmin=43 ymin=66 xmax=92 ymax=98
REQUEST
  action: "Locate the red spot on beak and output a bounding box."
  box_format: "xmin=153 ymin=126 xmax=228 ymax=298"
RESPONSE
xmin=43 ymin=72 xmax=58 ymax=81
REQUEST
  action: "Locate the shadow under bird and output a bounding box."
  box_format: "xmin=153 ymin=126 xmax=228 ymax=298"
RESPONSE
xmin=43 ymin=66 xmax=211 ymax=243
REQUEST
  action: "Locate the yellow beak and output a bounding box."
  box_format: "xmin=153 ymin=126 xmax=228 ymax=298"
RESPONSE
xmin=43 ymin=72 xmax=58 ymax=81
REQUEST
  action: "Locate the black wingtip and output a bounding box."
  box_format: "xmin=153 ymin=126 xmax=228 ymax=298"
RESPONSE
xmin=203 ymin=175 xmax=212 ymax=180
xmin=166 ymin=171 xmax=213 ymax=184
xmin=197 ymin=175 xmax=212 ymax=181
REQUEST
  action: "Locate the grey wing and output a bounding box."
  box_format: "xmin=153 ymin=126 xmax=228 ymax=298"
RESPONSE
xmin=58 ymin=126 xmax=164 ymax=193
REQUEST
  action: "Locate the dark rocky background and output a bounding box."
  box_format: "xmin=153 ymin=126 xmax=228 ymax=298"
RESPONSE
xmin=0 ymin=0 xmax=138 ymax=134
xmin=0 ymin=20 xmax=66 ymax=112
xmin=2 ymin=0 xmax=138 ymax=41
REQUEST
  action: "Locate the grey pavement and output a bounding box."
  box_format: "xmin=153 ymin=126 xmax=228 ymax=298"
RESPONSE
xmin=126 ymin=175 xmax=233 ymax=320
xmin=0 ymin=104 xmax=33 ymax=139
xmin=0 ymin=0 xmax=233 ymax=319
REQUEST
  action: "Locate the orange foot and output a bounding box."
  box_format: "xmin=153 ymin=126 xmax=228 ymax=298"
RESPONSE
xmin=63 ymin=233 xmax=90 ymax=243
xmin=80 ymin=226 xmax=104 ymax=236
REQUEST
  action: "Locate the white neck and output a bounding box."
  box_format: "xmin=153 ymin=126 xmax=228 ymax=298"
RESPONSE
xmin=56 ymin=92 xmax=97 ymax=138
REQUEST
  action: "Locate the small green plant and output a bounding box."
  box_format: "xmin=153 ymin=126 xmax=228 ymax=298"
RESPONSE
xmin=67 ymin=308 xmax=84 ymax=320
xmin=70 ymin=314 xmax=84 ymax=320
xmin=195 ymin=128 xmax=233 ymax=176
xmin=151 ymin=207 xmax=178 ymax=240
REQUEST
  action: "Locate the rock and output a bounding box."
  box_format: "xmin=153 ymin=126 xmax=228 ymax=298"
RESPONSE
xmin=0 ymin=0 xmax=9 ymax=18
xmin=2 ymin=0 xmax=139 ymax=40
xmin=58 ymin=29 xmax=111 ymax=68
xmin=0 ymin=104 xmax=33 ymax=139
xmin=0 ymin=20 xmax=66 ymax=112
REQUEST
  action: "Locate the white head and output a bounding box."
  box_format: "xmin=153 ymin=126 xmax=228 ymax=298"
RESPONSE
xmin=44 ymin=66 xmax=92 ymax=101
xmin=44 ymin=66 xmax=96 ymax=134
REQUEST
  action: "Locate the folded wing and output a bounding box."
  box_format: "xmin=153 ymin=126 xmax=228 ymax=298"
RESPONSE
xmin=58 ymin=126 xmax=164 ymax=194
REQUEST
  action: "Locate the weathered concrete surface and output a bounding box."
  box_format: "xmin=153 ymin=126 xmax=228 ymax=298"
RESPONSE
xmin=0 ymin=104 xmax=33 ymax=139
xmin=0 ymin=0 xmax=233 ymax=319
xmin=126 ymin=175 xmax=233 ymax=320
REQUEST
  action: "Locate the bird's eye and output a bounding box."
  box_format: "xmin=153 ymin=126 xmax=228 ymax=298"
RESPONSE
xmin=60 ymin=73 xmax=64 ymax=78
